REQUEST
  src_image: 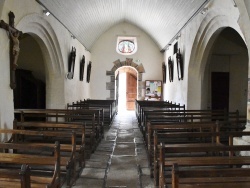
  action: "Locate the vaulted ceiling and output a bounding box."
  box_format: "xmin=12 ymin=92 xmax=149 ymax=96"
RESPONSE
xmin=37 ymin=0 xmax=210 ymax=51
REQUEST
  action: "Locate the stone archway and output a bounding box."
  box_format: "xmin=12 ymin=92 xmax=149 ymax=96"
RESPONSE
xmin=187 ymin=14 xmax=245 ymax=110
xmin=17 ymin=13 xmax=65 ymax=109
xmin=106 ymin=58 xmax=145 ymax=100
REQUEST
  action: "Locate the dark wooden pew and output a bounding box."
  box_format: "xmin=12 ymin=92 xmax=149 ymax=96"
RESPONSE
xmin=73 ymin=99 xmax=118 ymax=126
xmin=135 ymin=100 xmax=185 ymax=128
xmin=142 ymin=110 xmax=245 ymax=141
xmin=146 ymin=122 xmax=219 ymax=178
xmin=14 ymin=108 xmax=102 ymax=154
xmin=0 ymin=164 xmax=31 ymax=188
xmin=14 ymin=121 xmax=85 ymax=168
xmin=0 ymin=141 xmax=61 ymax=188
xmin=171 ymin=163 xmax=250 ymax=188
xmin=0 ymin=127 xmax=78 ymax=187
xmin=158 ymin=143 xmax=250 ymax=187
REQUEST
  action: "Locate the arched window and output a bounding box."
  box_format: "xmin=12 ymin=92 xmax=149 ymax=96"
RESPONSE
xmin=116 ymin=37 xmax=137 ymax=55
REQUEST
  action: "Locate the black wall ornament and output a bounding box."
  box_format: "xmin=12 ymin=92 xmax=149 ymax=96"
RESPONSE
xmin=176 ymin=48 xmax=183 ymax=80
xmin=79 ymin=55 xmax=85 ymax=81
xmin=162 ymin=62 xmax=166 ymax=83
xmin=67 ymin=46 xmax=76 ymax=79
xmin=86 ymin=61 xmax=92 ymax=83
xmin=168 ymin=57 xmax=173 ymax=82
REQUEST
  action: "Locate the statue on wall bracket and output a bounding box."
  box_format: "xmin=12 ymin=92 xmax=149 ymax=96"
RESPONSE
xmin=0 ymin=11 xmax=23 ymax=89
xmin=168 ymin=57 xmax=173 ymax=82
xmin=176 ymin=48 xmax=183 ymax=80
xmin=67 ymin=46 xmax=76 ymax=79
xmin=86 ymin=61 xmax=92 ymax=83
xmin=80 ymin=55 xmax=85 ymax=81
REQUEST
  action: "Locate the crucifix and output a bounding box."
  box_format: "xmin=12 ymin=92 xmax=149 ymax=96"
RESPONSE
xmin=0 ymin=11 xmax=23 ymax=89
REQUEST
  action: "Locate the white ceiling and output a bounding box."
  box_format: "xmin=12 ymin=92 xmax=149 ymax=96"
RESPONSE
xmin=37 ymin=0 xmax=210 ymax=51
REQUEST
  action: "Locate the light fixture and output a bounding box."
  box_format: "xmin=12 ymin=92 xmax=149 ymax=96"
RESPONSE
xmin=200 ymin=7 xmax=208 ymax=15
xmin=43 ymin=10 xmax=50 ymax=16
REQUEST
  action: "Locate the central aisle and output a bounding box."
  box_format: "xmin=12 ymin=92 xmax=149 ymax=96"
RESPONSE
xmin=72 ymin=110 xmax=154 ymax=188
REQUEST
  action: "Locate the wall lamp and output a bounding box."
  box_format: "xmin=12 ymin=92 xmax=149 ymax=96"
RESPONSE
xmin=200 ymin=7 xmax=208 ymax=15
xmin=43 ymin=10 xmax=50 ymax=16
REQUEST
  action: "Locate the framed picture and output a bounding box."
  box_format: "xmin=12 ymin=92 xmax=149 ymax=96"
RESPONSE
xmin=176 ymin=48 xmax=183 ymax=80
xmin=79 ymin=55 xmax=85 ymax=81
xmin=67 ymin=46 xmax=76 ymax=79
xmin=145 ymin=80 xmax=162 ymax=101
xmin=168 ymin=56 xmax=173 ymax=82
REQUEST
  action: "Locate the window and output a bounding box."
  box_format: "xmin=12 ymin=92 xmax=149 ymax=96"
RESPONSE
xmin=116 ymin=37 xmax=137 ymax=55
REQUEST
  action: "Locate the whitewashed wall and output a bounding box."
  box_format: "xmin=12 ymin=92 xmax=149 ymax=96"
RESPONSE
xmin=0 ymin=0 xmax=91 ymax=129
xmin=90 ymin=22 xmax=164 ymax=99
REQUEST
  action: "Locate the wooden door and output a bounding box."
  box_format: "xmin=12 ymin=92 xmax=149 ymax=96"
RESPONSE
xmin=126 ymin=72 xmax=137 ymax=110
xmin=211 ymin=72 xmax=229 ymax=111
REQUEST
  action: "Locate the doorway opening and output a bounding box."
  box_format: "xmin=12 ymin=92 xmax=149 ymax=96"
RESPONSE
xmin=118 ymin=72 xmax=126 ymax=112
xmin=203 ymin=27 xmax=248 ymax=114
xmin=116 ymin=66 xmax=138 ymax=111
xmin=14 ymin=33 xmax=46 ymax=109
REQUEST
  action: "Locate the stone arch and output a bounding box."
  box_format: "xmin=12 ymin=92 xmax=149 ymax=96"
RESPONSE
xmin=187 ymin=12 xmax=246 ymax=110
xmin=17 ymin=13 xmax=64 ymax=76
xmin=16 ymin=13 xmax=65 ymax=108
xmin=106 ymin=58 xmax=145 ymax=100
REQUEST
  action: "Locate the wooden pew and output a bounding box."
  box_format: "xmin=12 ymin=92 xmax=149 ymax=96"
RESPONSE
xmin=135 ymin=100 xmax=185 ymax=128
xmin=158 ymin=143 xmax=250 ymax=187
xmin=171 ymin=163 xmax=250 ymax=188
xmin=0 ymin=141 xmax=61 ymax=188
xmin=0 ymin=164 xmax=31 ymax=188
xmin=142 ymin=110 xmax=245 ymax=141
xmin=14 ymin=121 xmax=85 ymax=168
xmin=76 ymin=99 xmax=117 ymax=126
xmin=146 ymin=122 xmax=219 ymax=178
xmin=14 ymin=108 xmax=102 ymax=154
xmin=154 ymin=130 xmax=250 ymax=185
xmin=0 ymin=128 xmax=78 ymax=187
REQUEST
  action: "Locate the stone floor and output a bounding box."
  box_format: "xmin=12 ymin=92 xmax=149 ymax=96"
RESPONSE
xmin=72 ymin=110 xmax=154 ymax=188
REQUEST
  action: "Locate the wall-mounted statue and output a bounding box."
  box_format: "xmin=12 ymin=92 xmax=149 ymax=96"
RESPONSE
xmin=86 ymin=61 xmax=92 ymax=83
xmin=80 ymin=55 xmax=85 ymax=81
xmin=0 ymin=11 xmax=23 ymax=89
xmin=168 ymin=57 xmax=173 ymax=82
xmin=176 ymin=48 xmax=183 ymax=80
xmin=67 ymin=46 xmax=76 ymax=79
xmin=162 ymin=62 xmax=166 ymax=83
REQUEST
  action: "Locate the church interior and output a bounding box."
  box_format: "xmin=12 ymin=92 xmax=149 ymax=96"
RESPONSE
xmin=1 ymin=0 xmax=250 ymax=187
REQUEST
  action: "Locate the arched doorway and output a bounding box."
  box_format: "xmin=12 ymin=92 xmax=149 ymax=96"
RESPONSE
xmin=14 ymin=33 xmax=46 ymax=109
xmin=106 ymin=58 xmax=145 ymax=111
xmin=203 ymin=27 xmax=248 ymax=114
xmin=116 ymin=66 xmax=138 ymax=111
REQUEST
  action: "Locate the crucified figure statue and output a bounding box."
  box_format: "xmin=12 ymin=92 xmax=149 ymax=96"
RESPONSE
xmin=8 ymin=25 xmax=20 ymax=70
xmin=0 ymin=11 xmax=22 ymax=89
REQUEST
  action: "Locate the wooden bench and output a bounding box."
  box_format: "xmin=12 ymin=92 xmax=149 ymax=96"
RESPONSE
xmin=142 ymin=110 xmax=245 ymax=141
xmin=135 ymin=100 xmax=185 ymax=127
xmin=158 ymin=143 xmax=250 ymax=187
xmin=14 ymin=121 xmax=85 ymax=168
xmin=74 ymin=99 xmax=118 ymax=126
xmin=0 ymin=127 xmax=78 ymax=187
xmin=0 ymin=141 xmax=61 ymax=188
xmin=14 ymin=108 xmax=102 ymax=154
xmin=171 ymin=163 xmax=250 ymax=188
xmin=146 ymin=122 xmax=219 ymax=178
xmin=0 ymin=164 xmax=31 ymax=188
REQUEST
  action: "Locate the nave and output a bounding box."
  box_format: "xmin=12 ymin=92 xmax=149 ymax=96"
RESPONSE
xmin=72 ymin=110 xmax=154 ymax=188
